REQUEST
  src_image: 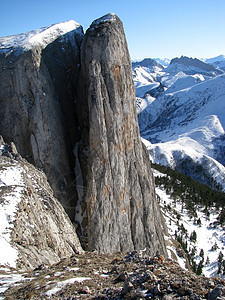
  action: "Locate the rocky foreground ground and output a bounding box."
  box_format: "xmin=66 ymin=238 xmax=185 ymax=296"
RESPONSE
xmin=1 ymin=251 xmax=225 ymax=299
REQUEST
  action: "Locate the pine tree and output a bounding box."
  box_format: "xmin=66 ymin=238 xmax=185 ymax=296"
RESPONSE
xmin=223 ymin=260 xmax=225 ymax=275
xmin=211 ymin=242 xmax=218 ymax=251
xmin=206 ymin=256 xmax=210 ymax=265
xmin=196 ymin=259 xmax=204 ymax=275
xmin=197 ymin=218 xmax=202 ymax=226
xmin=199 ymin=249 xmax=204 ymax=260
xmin=218 ymin=251 xmax=224 ymax=274
xmin=190 ymin=230 xmax=197 ymax=243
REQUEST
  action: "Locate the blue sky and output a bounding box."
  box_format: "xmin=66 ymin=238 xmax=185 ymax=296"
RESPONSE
xmin=1 ymin=0 xmax=225 ymax=60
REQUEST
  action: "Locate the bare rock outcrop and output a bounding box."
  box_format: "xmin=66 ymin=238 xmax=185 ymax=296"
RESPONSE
xmin=0 ymin=137 xmax=83 ymax=270
xmin=0 ymin=21 xmax=83 ymax=219
xmin=77 ymin=14 xmax=167 ymax=255
xmin=0 ymin=14 xmax=167 ymax=257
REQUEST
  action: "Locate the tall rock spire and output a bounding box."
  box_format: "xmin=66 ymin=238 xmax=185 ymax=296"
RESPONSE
xmin=77 ymin=13 xmax=167 ymax=255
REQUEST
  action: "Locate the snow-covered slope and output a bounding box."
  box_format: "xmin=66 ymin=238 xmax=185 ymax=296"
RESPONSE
xmin=133 ymin=65 xmax=161 ymax=97
xmin=134 ymin=56 xmax=225 ymax=191
xmin=132 ymin=59 xmax=164 ymax=97
xmin=154 ymin=57 xmax=171 ymax=67
xmin=132 ymin=56 xmax=220 ymax=99
xmin=204 ymin=55 xmax=225 ymax=71
xmin=0 ymin=139 xmax=83 ymax=271
xmin=0 ymin=165 xmax=24 ymax=267
xmin=164 ymin=73 xmax=205 ymax=94
xmin=140 ymin=74 xmax=225 ymax=138
xmin=0 ymin=20 xmax=83 ymax=55
xmin=153 ymin=168 xmax=225 ymax=278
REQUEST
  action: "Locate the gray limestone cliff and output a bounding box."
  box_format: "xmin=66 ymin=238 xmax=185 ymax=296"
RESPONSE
xmin=0 ymin=21 xmax=83 ymax=220
xmin=77 ymin=14 xmax=167 ymax=255
xmin=0 ymin=14 xmax=167 ymax=257
xmin=0 ymin=136 xmax=83 ymax=270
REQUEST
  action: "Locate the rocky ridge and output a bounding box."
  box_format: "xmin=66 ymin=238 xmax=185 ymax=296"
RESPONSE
xmin=0 ymin=136 xmax=83 ymax=271
xmin=132 ymin=58 xmax=164 ymax=70
xmin=2 ymin=251 xmax=225 ymax=299
xmin=168 ymin=56 xmax=221 ymax=75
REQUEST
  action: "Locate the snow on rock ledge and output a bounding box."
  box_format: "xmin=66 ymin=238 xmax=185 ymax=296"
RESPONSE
xmin=90 ymin=13 xmax=117 ymax=29
xmin=0 ymin=20 xmax=82 ymax=55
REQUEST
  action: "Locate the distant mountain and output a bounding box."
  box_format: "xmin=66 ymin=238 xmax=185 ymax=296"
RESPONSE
xmin=133 ymin=55 xmax=221 ymax=100
xmin=166 ymin=56 xmax=222 ymax=76
xmin=204 ymin=54 xmax=225 ymax=64
xmin=133 ymin=55 xmax=225 ymax=192
xmin=132 ymin=58 xmax=164 ymax=69
xmin=140 ymin=74 xmax=225 ymax=191
xmin=204 ymin=54 xmax=225 ymax=71
xmin=132 ymin=58 xmax=164 ymax=97
xmin=154 ymin=57 xmax=171 ymax=67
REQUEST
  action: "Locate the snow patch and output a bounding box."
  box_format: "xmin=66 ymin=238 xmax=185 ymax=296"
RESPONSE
xmin=0 ymin=166 xmax=25 ymax=268
xmin=90 ymin=13 xmax=117 ymax=29
xmin=45 ymin=277 xmax=91 ymax=297
xmin=0 ymin=273 xmax=33 ymax=297
xmin=0 ymin=167 xmax=24 ymax=187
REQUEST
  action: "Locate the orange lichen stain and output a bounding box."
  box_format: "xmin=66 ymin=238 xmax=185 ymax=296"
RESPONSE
xmin=120 ymin=188 xmax=125 ymax=202
xmin=104 ymin=185 xmax=110 ymax=197
xmin=153 ymin=254 xmax=164 ymax=264
xmin=123 ymin=115 xmax=134 ymax=152
xmin=87 ymin=195 xmax=96 ymax=217
xmin=104 ymin=215 xmax=108 ymax=224
xmin=118 ymin=188 xmax=127 ymax=213
xmin=112 ymin=65 xmax=121 ymax=79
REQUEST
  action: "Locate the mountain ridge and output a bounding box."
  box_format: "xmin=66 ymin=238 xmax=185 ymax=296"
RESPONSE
xmin=0 ymin=20 xmax=83 ymax=52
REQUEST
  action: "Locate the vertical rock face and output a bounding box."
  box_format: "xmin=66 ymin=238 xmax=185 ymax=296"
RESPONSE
xmin=0 ymin=15 xmax=167 ymax=257
xmin=0 ymin=22 xmax=83 ymax=219
xmin=77 ymin=14 xmax=167 ymax=255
